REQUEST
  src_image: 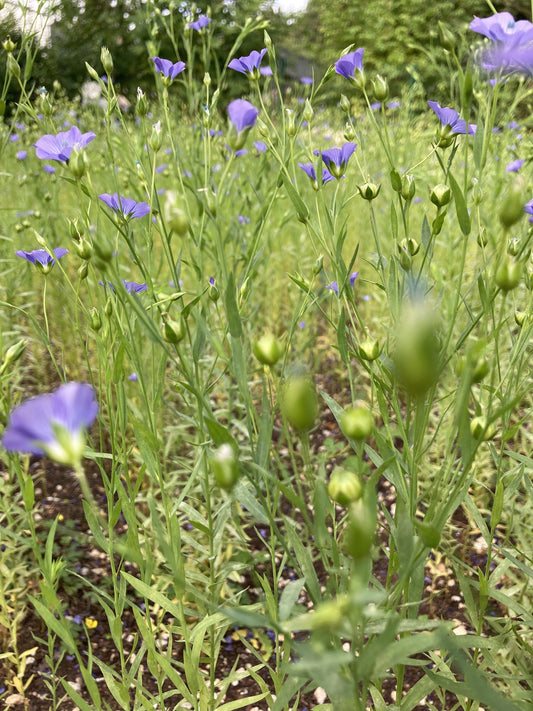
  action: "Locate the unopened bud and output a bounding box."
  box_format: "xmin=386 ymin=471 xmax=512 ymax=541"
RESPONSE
xmin=149 ymin=120 xmax=163 ymax=151
xmin=75 ymin=238 xmax=93 ymax=260
xmin=282 ymin=376 xmax=318 ymax=432
xmin=470 ymin=415 xmax=497 ymax=441
xmin=69 ymin=218 xmax=84 ymax=241
xmin=401 ymin=174 xmax=415 ymax=201
xmin=359 ymin=338 xmax=380 ymax=361
xmin=3 ymin=37 xmax=16 ymax=53
xmin=313 ymin=254 xmax=324 ymax=274
xmin=78 ymin=261 xmax=89 ymax=280
xmin=340 ymin=94 xmax=351 ymax=114
xmin=100 ymin=46 xmax=114 ymax=75
xmin=343 ymin=123 xmax=356 ymax=142
xmin=85 ymin=62 xmax=101 ymax=82
xmin=302 ymin=99 xmax=313 ymax=122
xmin=208 ymin=279 xmax=220 ymax=302
xmin=372 ymin=74 xmax=389 ymax=102
xmin=499 ymin=182 xmax=525 ymax=228
xmin=1 ymin=339 xmax=26 ymax=371
xmin=69 ymin=147 xmax=88 ymax=179
xmin=136 ymin=87 xmax=148 ymax=117
xmin=7 ymin=54 xmax=20 ymax=79
xmin=438 ymin=21 xmax=456 ymax=52
xmin=162 ymin=313 xmax=186 ymax=343
xmin=515 ymin=310 xmax=526 ymax=326
xmin=90 ymin=307 xmax=102 ymax=331
xmin=398 ymin=244 xmax=412 ymax=271
xmin=430 ymin=183 xmax=451 ymax=208
xmin=285 ymin=108 xmax=296 ymax=137
xmin=400 ymin=237 xmax=419 ymax=256
xmin=508 ymin=237 xmax=520 ymax=256
xmin=357 ymin=182 xmax=381 ymax=201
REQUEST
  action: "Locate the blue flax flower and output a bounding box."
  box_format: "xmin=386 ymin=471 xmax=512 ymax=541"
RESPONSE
xmin=2 ymin=382 xmax=98 ymax=466
xmin=335 ymin=49 xmax=364 ymax=83
xmin=525 ymin=199 xmax=533 ymax=222
xmin=228 ymin=49 xmax=267 ymax=80
xmin=506 ymin=158 xmax=524 ymax=172
xmin=428 ymin=101 xmax=476 ymax=140
xmin=470 ymin=12 xmax=533 ymax=45
xmin=16 ymin=248 xmax=68 ymax=273
xmin=326 ymin=272 xmax=359 ymax=295
xmin=470 ymin=13 xmax=533 ymax=76
xmin=228 ymin=100 xmax=259 ymax=133
xmin=100 ymin=280 xmax=148 ymax=293
xmin=99 ymin=193 xmax=150 ymax=219
xmin=34 ymin=126 xmax=96 ymax=162
xmin=152 ymin=57 xmax=186 ymax=84
xmin=298 ymin=162 xmax=335 ymax=188
xmin=188 ymin=15 xmax=210 ymax=31
xmin=313 ymin=142 xmax=357 ymax=179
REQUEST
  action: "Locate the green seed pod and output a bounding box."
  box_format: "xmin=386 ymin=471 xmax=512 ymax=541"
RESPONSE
xmin=508 ymin=237 xmax=520 ymax=257
xmin=104 ymin=298 xmax=113 ymax=318
xmin=69 ymin=147 xmax=87 ymax=180
xmin=313 ymin=254 xmax=324 ymax=275
xmin=69 ymin=218 xmax=84 ymax=241
xmin=253 ymin=333 xmax=282 ymax=366
xmin=2 ymin=36 xmax=16 ymax=53
xmin=136 ymin=87 xmax=148 ymax=117
xmin=75 ymin=238 xmax=93 ymax=260
xmin=162 ymin=314 xmax=186 ymax=344
xmin=210 ymin=443 xmax=239 ymax=490
xmin=285 ymin=109 xmax=296 ymax=137
xmin=394 ymin=304 xmax=441 ymax=394
xmin=282 ymin=376 xmax=318 ymax=432
xmin=515 ymin=310 xmax=526 ymax=327
xmin=340 ymin=94 xmax=351 ymax=114
xmin=495 ymin=257 xmax=522 ymax=292
xmin=343 ymin=123 xmax=356 ymax=142
xmin=149 ymin=120 xmax=163 ymax=152
xmin=499 ymin=182 xmax=525 ymax=228
xmin=328 ymin=467 xmax=363 ymax=506
xmin=344 ymin=495 xmax=377 ymax=561
xmin=340 ymin=406 xmax=373 ymax=441
xmin=302 ymin=99 xmax=313 ymax=122
xmin=397 ymin=244 xmax=412 ymax=271
xmin=430 ymin=183 xmax=452 ymax=208
xmin=401 ymin=174 xmax=415 ymax=202
xmin=78 ymin=261 xmax=89 ymax=281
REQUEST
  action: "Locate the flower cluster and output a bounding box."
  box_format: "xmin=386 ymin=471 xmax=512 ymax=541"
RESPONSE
xmin=470 ymin=12 xmax=533 ymax=76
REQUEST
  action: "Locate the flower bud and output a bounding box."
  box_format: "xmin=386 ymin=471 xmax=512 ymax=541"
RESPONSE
xmin=100 ymin=46 xmax=114 ymax=75
xmin=203 ymin=72 xmax=211 ymax=87
xmin=400 ymin=237 xmax=419 ymax=257
xmin=401 ymin=174 xmax=415 ymax=201
xmin=340 ymin=405 xmax=373 ymax=441
xmin=7 ymin=53 xmax=20 ymax=79
xmin=136 ymin=87 xmax=148 ymax=117
xmin=69 ymin=147 xmax=88 ymax=179
xmin=328 ymin=467 xmax=362 ymax=506
xmin=302 ymin=99 xmax=313 ymax=122
xmin=470 ymin=415 xmax=497 ymax=441
xmin=162 ymin=313 xmax=186 ymax=344
xmin=343 ymin=123 xmax=356 ymax=142
xmin=372 ymin=74 xmax=389 ymax=102
xmin=256 ymin=118 xmax=270 ymax=139
xmin=253 ymin=333 xmax=282 ymax=366
xmin=75 ymin=238 xmax=93 ymax=260
xmin=3 ymin=36 xmax=16 ymax=53
xmin=515 ymin=310 xmax=527 ymax=326
xmin=210 ymin=443 xmax=239 ymax=490
xmin=340 ymin=94 xmax=351 ymax=114
xmin=208 ymin=278 xmax=220 ymax=302
xmin=499 ymin=182 xmax=525 ymax=229
xmin=357 ymin=182 xmax=381 ymax=201
xmin=397 ymin=244 xmax=412 ymax=271
xmin=508 ymin=237 xmax=520 ymax=257
xmin=282 ymin=376 xmax=318 ymax=432
xmin=69 ymin=218 xmax=84 ymax=241
xmin=104 ymin=298 xmax=113 ymax=317
xmin=438 ymin=21 xmax=456 ymax=52
xmin=89 ymin=307 xmax=102 ymax=331
xmin=359 ymin=338 xmax=380 ymax=361
xmin=313 ymin=254 xmax=324 ymax=275
xmin=1 ymin=339 xmax=26 ymax=372
xmin=495 ymin=257 xmax=521 ymax=292
xmin=149 ymin=120 xmax=163 ymax=152
xmin=394 ymin=304 xmax=441 ymax=394
xmin=78 ymin=261 xmax=89 ymax=280
xmin=477 ymin=227 xmax=488 ymax=247
xmin=430 ymin=183 xmax=451 ymax=208
xmin=285 ymin=108 xmax=296 ymax=137
xmin=85 ymin=62 xmax=101 ymax=82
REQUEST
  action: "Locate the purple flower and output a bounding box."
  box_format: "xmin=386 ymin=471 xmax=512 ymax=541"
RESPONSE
xmin=370 ymin=102 xmax=381 ymax=111
xmin=506 ymin=158 xmax=524 ymax=172
xmin=16 ymin=248 xmax=68 ymax=273
xmin=152 ymin=57 xmax=186 ymax=83
xmin=387 ymin=100 xmax=401 ymax=109
xmin=99 ymin=193 xmax=150 ymax=219
xmin=300 ymin=76 xmax=313 ymax=85
xmin=335 ymin=49 xmax=364 ymax=82
xmin=313 ymin=142 xmax=357 ymax=179
xmin=470 ymin=12 xmax=533 ymax=46
xmin=10 ymin=134 xmax=19 ymax=142
xmin=16 ymin=150 xmax=27 ymax=160
xmin=2 ymin=382 xmax=98 ymax=464
xmin=34 ymin=126 xmax=96 ymax=162
xmin=253 ymin=140 xmax=267 ymax=153
xmin=228 ymin=49 xmax=267 ymax=79
xmin=128 ymin=373 xmax=138 ymax=381
xmin=260 ymin=66 xmax=273 ymax=76
xmin=428 ymin=101 xmax=476 ymax=136
xmin=188 ymin=15 xmax=210 ymax=31
xmin=326 ymin=272 xmax=359 ymax=295
xmin=227 ymin=99 xmax=259 ymax=133
xmin=525 ymin=199 xmax=533 ymax=222
xmin=238 ymin=215 xmax=250 ymax=224
xmin=43 ymin=165 xmax=55 ymax=174
xmin=298 ymin=162 xmax=335 ymax=187
xmin=122 ymin=280 xmax=148 ymax=293
xmin=481 ymin=44 xmax=533 ymax=76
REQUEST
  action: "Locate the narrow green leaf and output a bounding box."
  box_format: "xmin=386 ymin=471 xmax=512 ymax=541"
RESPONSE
xmin=278 ymin=577 xmax=306 ymax=622
xmin=448 ymin=172 xmax=471 ymax=235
